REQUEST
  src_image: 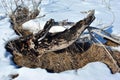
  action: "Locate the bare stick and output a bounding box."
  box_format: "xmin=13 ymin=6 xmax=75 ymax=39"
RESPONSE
xmin=89 ymin=27 xmax=120 ymax=45
xmin=13 ymin=0 xmax=18 ymax=7
xmin=35 ymin=19 xmax=54 ymax=42
xmin=91 ymin=33 xmax=120 ymax=72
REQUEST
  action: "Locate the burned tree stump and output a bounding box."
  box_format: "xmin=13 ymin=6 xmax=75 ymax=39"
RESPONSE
xmin=6 ymin=10 xmax=120 ymax=73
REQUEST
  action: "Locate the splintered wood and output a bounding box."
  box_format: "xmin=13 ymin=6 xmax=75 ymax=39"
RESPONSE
xmin=6 ymin=10 xmax=120 ymax=73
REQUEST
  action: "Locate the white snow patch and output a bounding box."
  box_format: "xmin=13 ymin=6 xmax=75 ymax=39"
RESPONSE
xmin=111 ymin=46 xmax=120 ymax=52
xmin=22 ymin=20 xmax=41 ymax=34
xmin=49 ymin=26 xmax=66 ymax=33
xmin=14 ymin=62 xmax=120 ymax=80
xmin=0 ymin=13 xmax=6 ymax=20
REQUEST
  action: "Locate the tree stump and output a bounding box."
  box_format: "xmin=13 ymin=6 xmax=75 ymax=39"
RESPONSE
xmin=6 ymin=9 xmax=120 ymax=73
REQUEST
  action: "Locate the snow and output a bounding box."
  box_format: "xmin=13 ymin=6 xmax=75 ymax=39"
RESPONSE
xmin=22 ymin=20 xmax=41 ymax=34
xmin=111 ymin=46 xmax=120 ymax=52
xmin=13 ymin=62 xmax=120 ymax=80
xmin=0 ymin=0 xmax=120 ymax=80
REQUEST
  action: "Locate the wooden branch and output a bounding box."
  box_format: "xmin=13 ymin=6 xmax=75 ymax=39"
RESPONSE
xmin=53 ymin=20 xmax=74 ymax=26
xmin=88 ymin=27 xmax=120 ymax=45
xmin=34 ymin=19 xmax=54 ymax=42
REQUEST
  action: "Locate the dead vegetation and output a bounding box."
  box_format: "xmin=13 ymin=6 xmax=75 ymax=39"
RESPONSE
xmin=7 ymin=42 xmax=120 ymax=73
xmin=10 ymin=5 xmax=40 ymax=36
xmin=4 ymin=1 xmax=120 ymax=74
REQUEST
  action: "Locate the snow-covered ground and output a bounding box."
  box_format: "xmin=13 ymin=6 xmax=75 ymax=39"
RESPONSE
xmin=0 ymin=0 xmax=120 ymax=80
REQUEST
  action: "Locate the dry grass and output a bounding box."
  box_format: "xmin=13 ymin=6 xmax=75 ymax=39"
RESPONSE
xmin=11 ymin=42 xmax=120 ymax=73
xmin=105 ymin=38 xmax=120 ymax=46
